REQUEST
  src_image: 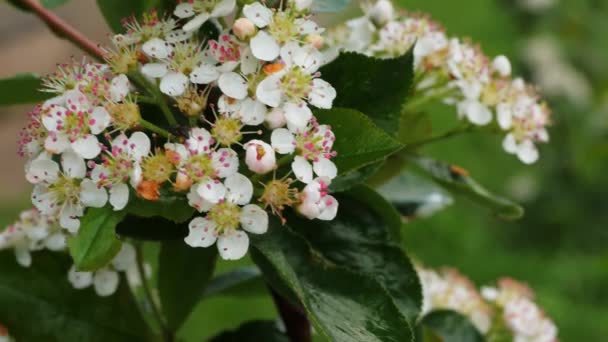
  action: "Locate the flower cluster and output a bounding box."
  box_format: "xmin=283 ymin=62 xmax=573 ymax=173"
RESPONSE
xmin=418 ymin=266 xmax=559 ymax=341
xmin=327 ymin=0 xmax=551 ymax=164
xmin=12 ymin=0 xmax=339 ymax=265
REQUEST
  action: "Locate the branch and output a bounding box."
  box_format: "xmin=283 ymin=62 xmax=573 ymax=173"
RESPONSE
xmin=270 ymin=288 xmax=312 ymax=342
xmin=18 ymin=0 xmax=105 ymax=60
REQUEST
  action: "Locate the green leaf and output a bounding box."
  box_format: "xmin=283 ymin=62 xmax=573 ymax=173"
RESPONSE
xmin=97 ymin=0 xmax=159 ymax=33
xmin=315 ymin=108 xmax=403 ymax=175
xmin=209 ymin=320 xmax=288 ymax=342
xmin=251 ymin=224 xmax=415 ymax=342
xmin=0 ymin=74 xmax=52 ymax=106
xmin=319 ymin=50 xmax=415 ymax=135
xmin=116 ymin=215 xmax=188 ymax=240
xmin=408 ymin=155 xmax=524 ymax=220
xmin=68 ymin=207 xmax=126 ymax=271
xmin=420 ymin=310 xmax=484 ymax=342
xmin=158 ymin=240 xmax=217 ymax=331
xmin=7 ymin=0 xmax=71 ymax=11
xmin=204 ymin=267 xmax=266 ymax=298
xmin=312 ymin=0 xmax=350 ymax=12
xmin=126 ymin=187 xmax=195 ymax=223
xmin=330 ymin=160 xmax=385 ymax=192
xmin=0 ymin=251 xmax=151 ymax=342
xmin=399 ymin=111 xmax=433 ymax=146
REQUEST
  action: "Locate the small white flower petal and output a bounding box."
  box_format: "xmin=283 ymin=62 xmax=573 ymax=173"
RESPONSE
xmin=183 ymin=13 xmax=211 ymax=32
xmin=243 ymin=2 xmax=272 ymax=27
xmin=211 ymin=148 xmax=239 ymax=178
xmin=187 ymin=186 xmax=214 ymax=212
xmin=45 ymin=233 xmax=66 ymax=251
xmin=271 ymin=128 xmax=296 ymax=154
xmin=317 ymin=195 xmax=338 ymax=221
xmin=187 ymin=127 xmax=213 ymax=154
xmin=238 ymin=98 xmax=266 ymax=125
xmin=245 ymin=140 xmax=276 ymax=174
xmin=160 ymin=72 xmax=189 ymax=97
xmin=109 ymin=74 xmax=130 ymax=102
xmin=80 ymin=179 xmax=108 ymax=208
xmin=68 ymin=265 xmax=93 ymax=289
xmin=44 ymin=134 xmax=70 ymax=155
xmin=239 ymin=204 xmax=268 ymax=234
xmin=60 ymin=205 xmax=81 ymax=233
xmin=174 ymin=2 xmax=195 ymax=18
xmin=111 ymin=243 xmax=136 ymax=272
xmin=217 ymin=230 xmax=249 ymax=260
xmin=61 ymin=151 xmax=86 ymax=179
xmin=309 ymin=79 xmax=336 ymax=109
xmin=71 ymin=135 xmax=101 ymax=159
xmin=313 ymin=158 xmax=337 ymax=180
xmin=64 ymin=90 xmax=90 ymax=113
xmin=211 ymin=0 xmax=236 ymax=17
xmin=128 ymin=131 xmax=151 ymax=160
xmin=197 ymin=179 xmax=226 ymax=204
xmin=224 ymin=173 xmax=253 ymax=205
xmin=141 ymin=63 xmax=168 ymax=78
xmin=256 ymin=73 xmax=283 ymax=107
xmin=185 ymin=217 xmax=217 ymax=247
xmin=250 ymin=31 xmax=280 ymax=61
xmin=292 ymin=156 xmax=313 ymax=184
xmin=502 ymin=134 xmax=518 ymax=154
xmin=142 ymin=38 xmax=173 ymax=59
xmin=109 ymin=183 xmax=130 ymax=211
xmin=15 ymin=247 xmax=32 ymax=267
xmin=517 ymin=140 xmax=539 ymax=164
xmin=93 ymin=268 xmax=120 ymax=297
xmin=218 ymin=72 xmax=248 ymax=100
xmin=26 ymin=158 xmax=59 ymax=184
xmin=190 ymin=64 xmax=220 ymax=84
xmin=89 ymin=107 xmax=112 ymax=135
xmin=284 ymin=102 xmax=312 ymax=133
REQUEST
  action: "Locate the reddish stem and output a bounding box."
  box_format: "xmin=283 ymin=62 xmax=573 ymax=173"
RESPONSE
xmin=18 ymin=0 xmax=106 ymax=60
xmin=270 ymin=289 xmax=312 ymax=342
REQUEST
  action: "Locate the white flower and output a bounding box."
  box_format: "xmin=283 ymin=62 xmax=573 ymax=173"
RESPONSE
xmin=244 ymin=140 xmax=276 ymax=174
xmin=41 ymin=90 xmax=111 ymax=159
xmin=368 ymin=0 xmax=394 ymax=26
xmin=217 ymin=95 xmax=267 ymax=126
xmin=90 ymin=132 xmax=151 ymax=211
xmin=28 ymin=152 xmax=107 ymax=233
xmin=492 ymin=55 xmax=512 ymax=77
xmin=174 ymin=0 xmax=237 ymax=32
xmin=109 ymin=74 xmax=131 ymax=102
xmin=297 ymin=177 xmax=338 ymax=220
xmin=243 ymin=2 xmax=324 ymax=61
xmin=185 ymin=173 xmax=268 ymax=260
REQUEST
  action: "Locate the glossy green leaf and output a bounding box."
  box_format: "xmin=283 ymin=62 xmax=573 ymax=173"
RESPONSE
xmin=312 ymin=0 xmax=350 ymax=12
xmin=315 ymin=108 xmax=403 ymax=175
xmin=97 ymin=0 xmax=160 ymax=33
xmin=399 ymin=111 xmax=433 ymax=146
xmin=116 ymin=215 xmax=188 ymax=241
xmin=210 ymin=320 xmax=288 ymax=342
xmin=284 ymin=187 xmax=422 ymax=322
xmin=0 ymin=74 xmax=52 ymax=106
xmin=204 ymin=267 xmax=266 ymax=298
xmin=320 ymin=50 xmax=415 ymax=135
xmin=158 ymin=240 xmax=217 ymax=331
xmin=408 ymin=155 xmax=524 ymax=220
xmin=7 ymin=0 xmax=71 ymax=11
xmin=330 ymin=160 xmax=385 ymax=192
xmin=420 ymin=310 xmax=484 ymax=342
xmin=68 ymin=207 xmax=126 ymax=271
xmin=0 ymin=251 xmax=151 ymax=342
xmin=126 ymin=188 xmax=195 ymax=223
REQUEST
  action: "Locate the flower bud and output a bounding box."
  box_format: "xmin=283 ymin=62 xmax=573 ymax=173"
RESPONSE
xmin=233 ymin=18 xmax=257 ymax=41
xmin=265 ymin=108 xmax=287 ymax=129
xmin=492 ymin=55 xmax=512 ymax=77
xmin=292 ymin=0 xmax=313 ymax=11
xmin=245 ymin=140 xmax=276 ymax=174
xmin=369 ymin=0 xmax=394 ymax=27
xmin=305 ymin=34 xmax=324 ymax=49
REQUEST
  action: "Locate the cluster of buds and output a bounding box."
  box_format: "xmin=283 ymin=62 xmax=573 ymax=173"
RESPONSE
xmin=327 ymin=0 xmax=551 ymax=164
xmin=12 ymin=0 xmax=338 ymax=266
xmin=418 ymin=266 xmax=558 ymax=341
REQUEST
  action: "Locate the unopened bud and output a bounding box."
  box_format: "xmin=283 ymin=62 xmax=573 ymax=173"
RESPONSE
xmin=492 ymin=55 xmax=512 ymax=77
xmin=245 ymin=140 xmax=276 ymax=174
xmin=305 ymin=34 xmax=324 ymax=49
xmin=369 ymin=0 xmax=394 ymax=27
xmin=265 ymin=108 xmax=287 ymax=129
xmin=233 ymin=18 xmax=257 ymax=41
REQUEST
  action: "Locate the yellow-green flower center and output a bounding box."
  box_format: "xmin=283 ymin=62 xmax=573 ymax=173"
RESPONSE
xmin=208 ymin=202 xmax=241 ymax=233
xmin=50 ymin=176 xmax=82 ymax=206
xmin=281 ymin=67 xmax=312 ymax=101
xmin=142 ymin=152 xmax=174 ymax=183
xmin=212 ymin=117 xmax=242 ymax=146
xmin=186 ymin=154 xmax=216 ymax=183
xmin=268 ymin=12 xmax=299 ymax=45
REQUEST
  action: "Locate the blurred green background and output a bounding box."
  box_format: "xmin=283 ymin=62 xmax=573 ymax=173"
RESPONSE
xmin=1 ymin=0 xmax=607 ymax=341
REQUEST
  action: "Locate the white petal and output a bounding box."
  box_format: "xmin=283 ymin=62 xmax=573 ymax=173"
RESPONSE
xmin=26 ymin=158 xmax=59 ymax=184
xmin=109 ymin=183 xmax=130 ymax=210
xmin=15 ymin=248 xmax=32 ymax=267
xmin=80 ymin=179 xmax=108 ymax=208
xmin=190 ymin=64 xmax=220 ymax=84
xmin=250 ymin=31 xmax=280 ymax=61
xmin=61 ymin=151 xmax=86 ymax=179
xmin=68 ymin=265 xmax=93 ymax=289
xmin=218 ymin=72 xmax=248 ymax=100
xmin=271 ymin=128 xmax=295 ymax=154
xmin=64 ymin=90 xmax=90 ymax=113
xmin=160 ymin=72 xmax=189 ymax=97
xmin=211 ymin=148 xmax=239 ymax=178
xmin=42 ymin=105 xmax=66 ymax=131
xmin=128 ymin=131 xmax=151 ymax=160
xmin=93 ymin=269 xmax=120 ymax=297
xmin=458 ymin=100 xmax=492 ymax=126
xmin=243 ymin=2 xmax=272 ymax=27
xmin=44 ymin=134 xmax=70 ymax=154
xmin=165 ymin=29 xmax=193 ymax=43
xmin=111 ymin=243 xmax=136 ymax=272
xmin=197 ymin=179 xmax=226 ymax=204
xmin=183 ymin=13 xmax=211 ymax=32
xmin=185 ymin=217 xmax=217 ymax=247
xmin=279 ymin=42 xmax=299 ymax=68
xmin=240 ymin=46 xmax=258 ymax=75
xmin=110 ymin=74 xmax=130 ymax=102
xmin=187 ymin=127 xmax=213 ymax=154
xmin=141 ymin=63 xmax=168 ymax=78
xmin=245 ymin=139 xmax=276 ymax=174
xmin=89 ymin=107 xmax=112 ymax=135
xmin=238 ymin=98 xmax=266 ymax=126
xmin=265 ymin=107 xmax=287 ymax=129
xmin=292 ymin=44 xmax=323 ymax=73
xmin=517 ymin=140 xmax=539 ymax=164
xmin=317 ymin=195 xmax=338 ymax=221
xmin=239 ymin=204 xmax=268 ymax=234
xmin=309 ymin=79 xmax=336 ymax=109
xmin=187 ymin=186 xmax=215 ymax=212
xmin=71 ymin=135 xmax=101 ymax=159
xmin=502 ymin=133 xmax=518 ymax=154
xmin=313 ymin=158 xmax=337 ymax=180
xmin=60 ymin=205 xmax=81 ymax=233
xmin=224 ymin=173 xmax=253 ymax=205
xmin=174 ymin=3 xmax=195 ymax=18
xmin=292 ymin=156 xmax=313 ymax=184
xmin=256 ymin=73 xmax=282 ymax=107
xmin=492 ymin=55 xmax=512 ymax=77
xmin=211 ymin=0 xmax=236 ymax=17
xmin=295 ymin=18 xmax=323 ymax=35
xmin=284 ymin=102 xmax=312 ymax=133
xmin=142 ymin=38 xmax=173 ymax=59
xmin=45 ymin=232 xmax=66 ymax=251
xmin=496 ymin=103 xmax=512 ymax=130
xmin=217 ymin=230 xmax=249 ymax=260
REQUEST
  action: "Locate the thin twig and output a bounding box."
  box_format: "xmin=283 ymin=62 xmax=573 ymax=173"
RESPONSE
xmin=18 ymin=0 xmax=105 ymax=60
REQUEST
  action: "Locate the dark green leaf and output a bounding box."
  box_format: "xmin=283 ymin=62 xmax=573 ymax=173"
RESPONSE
xmin=320 ymin=50 xmax=415 ymax=135
xmin=116 ymin=215 xmax=188 ymax=241
xmin=7 ymin=0 xmax=71 ymax=11
xmin=97 ymin=0 xmax=159 ymax=33
xmin=315 ymin=108 xmax=403 ymax=175
xmin=420 ymin=310 xmax=484 ymax=342
xmin=312 ymin=0 xmax=350 ymax=12
xmin=0 ymin=74 xmax=52 ymax=106
xmin=204 ymin=267 xmax=265 ymax=298
xmin=0 ymin=251 xmax=151 ymax=342
xmin=158 ymin=240 xmax=217 ymax=331
xmin=251 ymin=225 xmax=414 ymax=342
xmin=330 ymin=160 xmax=385 ymax=192
xmin=68 ymin=207 xmax=126 ymax=271
xmin=126 ymin=188 xmax=195 ymax=223
xmin=408 ymin=155 xmax=524 ymax=220
xmin=209 ymin=320 xmax=288 ymax=342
